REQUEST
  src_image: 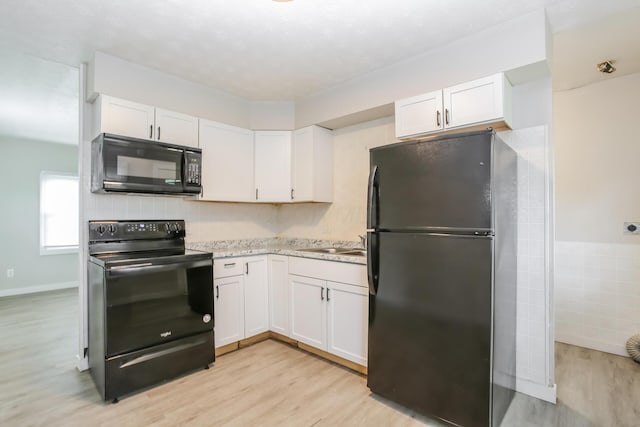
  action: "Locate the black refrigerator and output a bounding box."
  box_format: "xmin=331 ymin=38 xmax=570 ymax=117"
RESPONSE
xmin=366 ymin=129 xmax=517 ymax=427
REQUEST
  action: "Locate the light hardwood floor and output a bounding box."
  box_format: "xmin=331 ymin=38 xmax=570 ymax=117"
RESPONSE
xmin=1 ymin=289 xmax=639 ymax=427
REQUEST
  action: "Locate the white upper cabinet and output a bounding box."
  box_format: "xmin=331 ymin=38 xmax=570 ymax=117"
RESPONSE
xmin=254 ymin=131 xmax=292 ymax=202
xmin=154 ymin=108 xmax=199 ymax=148
xmin=95 ymin=95 xmax=199 ymax=147
xmin=199 ymin=120 xmax=255 ymax=202
xmin=443 ymin=73 xmax=511 ymax=130
xmin=395 ymin=90 xmax=444 ymax=138
xmin=96 ymin=95 xmax=155 ymax=140
xmin=395 ymin=73 xmax=512 ymax=139
xmin=291 ymin=126 xmax=333 ymax=203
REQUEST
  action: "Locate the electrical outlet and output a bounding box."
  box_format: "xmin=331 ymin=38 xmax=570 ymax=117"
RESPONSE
xmin=624 ymin=222 xmax=640 ymax=234
xmin=6 ymin=268 xmax=14 ymax=279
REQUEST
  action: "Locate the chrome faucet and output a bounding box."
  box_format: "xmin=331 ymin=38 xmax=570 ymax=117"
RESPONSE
xmin=358 ymin=234 xmax=367 ymax=249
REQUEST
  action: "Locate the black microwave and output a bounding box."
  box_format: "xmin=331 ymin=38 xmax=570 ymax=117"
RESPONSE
xmin=91 ymin=133 xmax=202 ymax=195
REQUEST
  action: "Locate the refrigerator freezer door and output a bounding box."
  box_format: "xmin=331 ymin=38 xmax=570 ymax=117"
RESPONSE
xmin=367 ymin=231 xmax=493 ymax=427
xmin=370 ymin=131 xmax=493 ymax=232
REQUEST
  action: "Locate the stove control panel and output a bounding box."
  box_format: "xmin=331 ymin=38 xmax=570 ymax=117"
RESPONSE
xmin=89 ymin=220 xmax=185 ymax=241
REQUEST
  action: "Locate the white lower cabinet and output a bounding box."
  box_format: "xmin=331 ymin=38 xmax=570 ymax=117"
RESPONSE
xmin=326 ymin=281 xmax=369 ymax=366
xmin=268 ymin=255 xmax=289 ymax=336
xmin=288 ymin=257 xmax=369 ymax=366
xmin=290 ymin=275 xmax=327 ymax=349
xmin=244 ymin=256 xmax=269 ymax=337
xmin=213 ymin=255 xmax=268 ymax=348
xmin=213 ymin=275 xmax=245 ymax=348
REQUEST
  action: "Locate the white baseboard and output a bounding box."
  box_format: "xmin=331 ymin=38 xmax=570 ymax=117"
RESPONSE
xmin=0 ymin=281 xmax=78 ymax=298
xmin=76 ymin=354 xmax=89 ymax=372
xmin=516 ymin=378 xmax=557 ymax=404
xmin=556 ymin=335 xmax=628 ymax=358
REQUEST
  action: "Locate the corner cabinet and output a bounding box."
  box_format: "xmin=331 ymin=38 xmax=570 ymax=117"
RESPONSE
xmin=94 ymin=94 xmax=199 ymax=147
xmin=395 ymin=73 xmax=512 ymax=139
xmin=254 ymin=131 xmax=292 ymax=202
xmin=291 ymin=126 xmax=333 ymax=202
xmin=288 ymin=257 xmax=368 ymax=366
xmin=213 ymin=255 xmax=269 ymax=349
xmin=199 ymin=119 xmax=255 ymax=202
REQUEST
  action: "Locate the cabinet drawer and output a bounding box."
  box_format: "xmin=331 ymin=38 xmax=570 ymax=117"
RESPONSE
xmin=214 ymin=257 xmax=244 ymax=279
xmin=289 ymin=257 xmax=367 ymax=288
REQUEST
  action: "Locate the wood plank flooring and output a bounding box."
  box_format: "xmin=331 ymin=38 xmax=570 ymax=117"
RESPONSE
xmin=1 ymin=288 xmax=639 ymax=426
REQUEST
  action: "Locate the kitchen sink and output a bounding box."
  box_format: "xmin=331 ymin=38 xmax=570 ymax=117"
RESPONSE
xmin=297 ymin=247 xmax=367 ymax=256
xmin=298 ymin=247 xmax=345 ymax=254
xmin=339 ymin=250 xmax=367 ymax=257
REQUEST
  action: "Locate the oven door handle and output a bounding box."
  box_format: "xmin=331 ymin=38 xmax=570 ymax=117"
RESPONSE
xmin=106 ymin=259 xmax=212 ymax=278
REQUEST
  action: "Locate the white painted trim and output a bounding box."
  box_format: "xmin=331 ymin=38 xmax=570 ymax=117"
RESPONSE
xmin=556 ymin=336 xmax=628 ymax=358
xmin=515 ymin=378 xmax=557 ymax=404
xmin=0 ymin=281 xmax=78 ymax=298
xmin=76 ymin=354 xmax=89 ymax=372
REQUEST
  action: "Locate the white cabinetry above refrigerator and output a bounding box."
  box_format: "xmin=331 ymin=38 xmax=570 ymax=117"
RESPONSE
xmin=395 ymin=73 xmax=512 ymax=139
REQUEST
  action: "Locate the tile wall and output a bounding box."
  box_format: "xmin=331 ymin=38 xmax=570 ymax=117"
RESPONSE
xmin=499 ymin=126 xmax=554 ymax=397
xmin=555 ymin=241 xmax=640 ymax=356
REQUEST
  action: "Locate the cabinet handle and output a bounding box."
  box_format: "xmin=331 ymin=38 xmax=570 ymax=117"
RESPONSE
xmin=436 ymin=110 xmax=441 ymax=127
xmin=245 ymin=263 xmax=249 ymax=275
xmin=291 ymin=188 xmax=294 ymax=200
xmin=224 ymin=263 xmax=236 ymax=268
xmin=326 ymin=288 xmax=330 ymax=302
xmin=149 ymin=125 xmax=153 ymax=139
xmin=216 ymin=285 xmax=219 ymax=300
xmin=445 ymin=108 xmax=450 ymax=126
xmin=321 ymin=287 xmax=324 ymax=301
xmin=157 ymin=126 xmax=161 ymax=140
xmin=255 ymin=189 xmax=259 ymax=200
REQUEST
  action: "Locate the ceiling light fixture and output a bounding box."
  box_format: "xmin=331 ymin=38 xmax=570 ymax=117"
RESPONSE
xmin=597 ymin=60 xmax=616 ymax=74
xmin=272 ymin=0 xmax=293 ymax=2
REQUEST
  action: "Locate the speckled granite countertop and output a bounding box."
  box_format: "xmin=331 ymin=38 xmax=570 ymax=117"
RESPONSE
xmin=187 ymin=237 xmax=367 ymax=265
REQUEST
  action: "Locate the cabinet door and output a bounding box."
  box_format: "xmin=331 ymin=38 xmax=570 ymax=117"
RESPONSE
xmin=291 ymin=127 xmax=314 ymax=202
xmin=155 ymin=108 xmax=199 ymax=147
xmin=244 ymin=256 xmax=269 ymax=338
xmin=443 ymin=73 xmax=506 ymax=129
xmin=254 ymin=131 xmax=291 ymax=202
xmin=326 ymin=281 xmax=369 ymax=366
xmin=268 ymin=255 xmax=289 ymax=337
xmin=214 ymin=275 xmax=245 ymax=348
xmin=291 ymin=126 xmax=333 ymax=203
xmin=199 ymin=120 xmax=255 ymax=201
xmin=395 ymin=90 xmax=443 ymax=138
xmin=289 ymin=274 xmax=326 ymax=350
xmin=99 ymin=95 xmax=155 ymax=140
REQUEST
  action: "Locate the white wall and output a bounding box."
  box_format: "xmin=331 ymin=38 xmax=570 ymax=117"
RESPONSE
xmin=554 ymin=72 xmax=640 ymax=357
xmin=89 ymin=52 xmax=252 ymax=128
xmin=295 ymin=10 xmax=549 ymax=128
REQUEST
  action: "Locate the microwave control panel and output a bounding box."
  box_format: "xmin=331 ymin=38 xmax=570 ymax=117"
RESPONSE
xmin=185 ymin=152 xmax=201 ymax=186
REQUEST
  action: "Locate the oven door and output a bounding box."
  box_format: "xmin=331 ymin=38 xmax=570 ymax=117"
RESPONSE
xmin=99 ymin=134 xmax=186 ymax=194
xmin=104 ymin=258 xmax=213 ymax=357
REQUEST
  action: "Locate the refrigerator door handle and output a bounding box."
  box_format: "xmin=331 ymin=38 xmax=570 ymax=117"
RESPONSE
xmin=367 ymin=231 xmax=379 ymax=295
xmin=367 ymin=165 xmax=379 ymax=229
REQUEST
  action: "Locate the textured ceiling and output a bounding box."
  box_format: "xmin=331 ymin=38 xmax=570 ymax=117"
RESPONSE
xmin=0 ymin=49 xmax=78 ymax=144
xmin=0 ymin=0 xmax=597 ymax=101
xmin=1 ymin=0 xmax=640 ymax=146
xmin=553 ymin=6 xmax=640 ymax=91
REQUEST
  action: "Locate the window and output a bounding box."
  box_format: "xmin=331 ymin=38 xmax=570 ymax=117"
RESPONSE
xmin=40 ymin=172 xmax=79 ymax=254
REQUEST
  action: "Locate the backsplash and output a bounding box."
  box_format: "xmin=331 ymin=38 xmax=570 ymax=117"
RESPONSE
xmin=555 ymin=240 xmax=640 ymax=357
